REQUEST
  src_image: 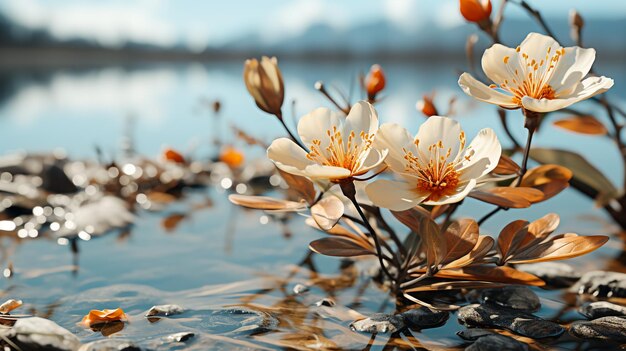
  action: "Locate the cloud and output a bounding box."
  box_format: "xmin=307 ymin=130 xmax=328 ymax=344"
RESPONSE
xmin=263 ymin=0 xmax=348 ymax=42
xmin=2 ymin=0 xmax=178 ymax=47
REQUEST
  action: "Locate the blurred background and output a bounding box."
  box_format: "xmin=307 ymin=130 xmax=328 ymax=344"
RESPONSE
xmin=0 ymin=0 xmax=624 ymax=159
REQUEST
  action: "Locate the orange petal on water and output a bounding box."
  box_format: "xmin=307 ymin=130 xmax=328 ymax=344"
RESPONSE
xmin=220 ymin=146 xmax=245 ymax=168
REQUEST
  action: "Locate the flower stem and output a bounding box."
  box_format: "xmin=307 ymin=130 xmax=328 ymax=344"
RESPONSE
xmin=275 ymin=110 xmax=307 ymax=150
xmin=339 ymin=181 xmax=396 ymax=285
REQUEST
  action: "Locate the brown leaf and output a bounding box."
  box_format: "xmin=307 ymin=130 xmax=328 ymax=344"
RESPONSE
xmin=553 ymin=115 xmax=608 ymax=135
xmin=493 ymin=154 xmax=520 ymax=175
xmin=161 ymin=213 xmax=186 ymax=232
xmin=441 ymin=219 xmax=479 ymax=264
xmin=228 ymin=194 xmax=306 ymax=211
xmin=277 ymin=169 xmax=316 ymax=204
xmin=147 ymin=191 xmax=178 ymax=204
xmin=497 ymin=220 xmax=529 ymax=263
xmin=508 ymin=235 xmax=609 ymax=264
xmin=521 ymin=164 xmax=572 ymax=201
xmin=304 ymin=217 xmax=371 ymax=249
xmin=518 ymin=213 xmax=560 ymax=250
xmin=444 ymin=235 xmax=494 ymax=269
xmin=430 ymin=204 xmax=450 ymax=219
xmin=308 ymin=237 xmax=375 ymax=257
xmin=469 ymin=187 xmax=543 ymax=208
xmin=392 ymin=208 xmax=445 ymax=268
xmin=435 ymin=266 xmax=545 ymax=286
xmin=310 ymin=196 xmax=344 ymax=231
xmin=0 ymin=299 xmax=22 ymax=314
xmin=405 ymin=281 xmax=504 ymax=292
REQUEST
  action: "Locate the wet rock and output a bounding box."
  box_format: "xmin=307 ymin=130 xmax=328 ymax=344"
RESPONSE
xmin=579 ymin=301 xmax=626 ymax=319
xmin=519 ymin=262 xmax=581 ymax=288
xmin=165 ymin=331 xmax=195 ymax=343
xmin=400 ymin=307 xmax=449 ymax=329
xmin=292 ymin=283 xmax=309 ymax=295
xmin=78 ymin=339 xmax=142 ymax=351
xmin=480 ymin=286 xmax=540 ymax=312
xmin=572 ymin=271 xmax=626 ymax=298
xmin=145 ymin=304 xmax=185 ymax=317
xmin=215 ymin=308 xmax=279 ymax=334
xmin=10 ymin=317 xmax=80 ymax=351
xmin=314 ymin=298 xmax=335 ymax=307
xmin=457 ymin=304 xmax=564 ymax=339
xmin=569 ymin=316 xmax=626 ymax=342
xmin=350 ymin=313 xmax=405 ymax=334
xmin=466 ymin=334 xmax=528 ymax=351
xmin=457 ymin=328 xmax=496 ymax=341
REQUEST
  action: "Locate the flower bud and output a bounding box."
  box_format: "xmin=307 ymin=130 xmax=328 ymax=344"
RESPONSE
xmin=459 ymin=0 xmax=492 ymax=23
xmin=162 ymin=147 xmax=186 ymax=164
xmin=243 ymin=56 xmax=284 ymax=116
xmin=365 ymin=64 xmax=385 ymax=101
xmin=220 ymin=146 xmax=245 ymax=169
xmin=569 ymin=9 xmax=584 ymax=44
xmin=416 ymin=95 xmax=439 ymax=117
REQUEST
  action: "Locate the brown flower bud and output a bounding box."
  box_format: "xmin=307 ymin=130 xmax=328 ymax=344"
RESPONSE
xmin=459 ymin=0 xmax=492 ymax=23
xmin=365 ymin=64 xmax=386 ymax=101
xmin=243 ymin=56 xmax=284 ymax=116
xmin=569 ymin=9 xmax=584 ymax=44
xmin=416 ymin=95 xmax=439 ymax=117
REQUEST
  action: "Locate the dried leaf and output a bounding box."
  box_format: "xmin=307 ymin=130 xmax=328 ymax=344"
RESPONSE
xmin=147 ymin=191 xmax=178 ymax=204
xmin=405 ymin=281 xmax=503 ymax=292
xmin=0 ymin=299 xmax=22 ymax=314
xmin=509 ymin=235 xmax=609 ymax=264
xmin=518 ymin=213 xmax=560 ymax=249
xmin=228 ymin=194 xmax=306 ymax=211
xmin=444 ymin=235 xmax=495 ymax=269
xmin=469 ymin=187 xmax=543 ymax=208
xmin=304 ymin=217 xmax=371 ymax=248
xmin=553 ymin=115 xmax=608 ymax=135
xmin=430 ymin=204 xmax=450 ymax=219
xmin=392 ymin=208 xmax=445 ymax=268
xmin=161 ymin=213 xmax=186 ymax=232
xmin=308 ymin=237 xmax=374 ymax=257
xmin=493 ymin=154 xmax=520 ymax=175
xmin=162 ymin=148 xmax=186 ymax=164
xmin=310 ymin=196 xmax=344 ymax=231
xmin=277 ymin=169 xmax=316 ymax=204
xmin=521 ymin=164 xmax=572 ymax=201
xmin=530 ymin=148 xmax=619 ymax=203
xmin=441 ymin=219 xmax=479 ymax=264
xmin=497 ymin=220 xmax=530 ymax=263
xmin=435 ymin=266 xmax=545 ymax=286
xmin=81 ymin=308 xmax=127 ymax=327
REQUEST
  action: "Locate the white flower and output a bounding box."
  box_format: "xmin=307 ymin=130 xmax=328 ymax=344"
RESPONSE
xmin=267 ymin=101 xmax=387 ymax=182
xmin=458 ymin=32 xmax=613 ymax=113
xmin=365 ymin=116 xmax=501 ymax=210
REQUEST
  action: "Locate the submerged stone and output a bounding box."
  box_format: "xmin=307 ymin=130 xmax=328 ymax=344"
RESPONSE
xmin=519 ymin=262 xmax=580 ymax=288
xmin=292 ymin=283 xmax=310 ymax=295
xmin=465 ymin=334 xmax=528 ymax=351
xmin=572 ymin=271 xmax=626 ymax=298
xmin=400 ymin=307 xmax=449 ymax=329
xmin=214 ymin=308 xmax=279 ymax=334
xmin=145 ymin=304 xmax=185 ymax=317
xmin=579 ymin=301 xmax=626 ymax=319
xmin=480 ymin=286 xmax=540 ymax=312
xmin=165 ymin=332 xmax=195 ymax=343
xmin=314 ymin=298 xmax=335 ymax=307
xmin=350 ymin=313 xmax=405 ymax=334
xmin=569 ymin=316 xmax=626 ymax=342
xmin=78 ymin=339 xmax=142 ymax=351
xmin=457 ymin=304 xmax=564 ymax=339
xmin=9 ymin=317 xmax=80 ymax=351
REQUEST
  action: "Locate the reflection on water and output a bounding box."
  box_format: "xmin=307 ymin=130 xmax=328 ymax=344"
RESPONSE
xmin=0 ymin=60 xmax=625 ymax=350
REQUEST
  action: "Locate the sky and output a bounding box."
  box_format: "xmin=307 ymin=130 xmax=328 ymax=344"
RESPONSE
xmin=1 ymin=0 xmax=625 ymax=50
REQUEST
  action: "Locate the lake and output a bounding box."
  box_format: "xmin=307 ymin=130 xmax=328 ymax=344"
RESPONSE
xmin=0 ymin=58 xmax=625 ymax=350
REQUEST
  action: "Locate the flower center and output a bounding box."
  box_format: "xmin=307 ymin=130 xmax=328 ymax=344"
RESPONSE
xmin=306 ymin=126 xmax=374 ymax=176
xmin=490 ymin=46 xmax=564 ymax=105
xmin=403 ymin=132 xmax=469 ymax=202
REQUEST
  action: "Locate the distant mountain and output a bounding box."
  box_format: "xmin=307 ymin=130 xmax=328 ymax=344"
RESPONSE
xmin=1 ymin=10 xmax=624 ymax=60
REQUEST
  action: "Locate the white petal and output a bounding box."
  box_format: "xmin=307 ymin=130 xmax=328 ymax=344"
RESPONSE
xmin=458 ymin=73 xmax=519 ymax=108
xmin=457 ymin=128 xmax=501 ymax=180
xmin=374 ymin=123 xmax=415 ymax=174
xmin=297 ymin=107 xmax=342 ymax=150
xmin=344 ymin=101 xmax=378 ymax=137
xmin=518 ymin=33 xmax=561 ymax=65
xmin=303 ymin=164 xmax=351 ymax=180
xmin=260 ymin=56 xmax=281 ymax=92
xmin=415 ymin=116 xmax=463 ymax=161
xmin=521 ymin=76 xmax=614 ymax=112
xmin=365 ymin=179 xmax=427 ymax=211
xmin=267 ymin=137 xmax=313 ymax=176
xmin=423 ymin=179 xmax=477 ymax=206
xmin=552 ymin=47 xmax=595 ymax=95
xmin=481 ymin=44 xmax=521 ymax=85
xmin=359 ymin=149 xmax=388 ymax=174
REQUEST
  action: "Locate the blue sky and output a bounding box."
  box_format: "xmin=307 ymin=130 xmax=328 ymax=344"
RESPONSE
xmin=2 ymin=0 xmax=624 ymax=50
